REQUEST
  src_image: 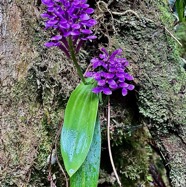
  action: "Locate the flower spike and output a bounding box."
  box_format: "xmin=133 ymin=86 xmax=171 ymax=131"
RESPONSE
xmin=41 ymin=0 xmax=97 ymax=57
xmin=86 ymin=48 xmax=135 ymax=96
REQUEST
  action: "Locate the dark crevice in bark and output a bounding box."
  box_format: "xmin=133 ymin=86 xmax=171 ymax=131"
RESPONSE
xmin=148 ymin=135 xmax=172 ymax=187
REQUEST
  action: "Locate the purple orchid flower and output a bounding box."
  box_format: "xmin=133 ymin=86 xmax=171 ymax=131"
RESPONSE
xmin=86 ymin=48 xmax=135 ymax=96
xmin=41 ymin=0 xmax=97 ymax=57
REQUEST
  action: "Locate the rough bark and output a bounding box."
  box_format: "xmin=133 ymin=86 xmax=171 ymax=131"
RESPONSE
xmin=1 ymin=0 xmax=185 ymax=187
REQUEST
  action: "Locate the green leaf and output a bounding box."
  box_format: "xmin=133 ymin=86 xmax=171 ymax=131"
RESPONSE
xmin=176 ymin=0 xmax=186 ymax=22
xmin=70 ymin=117 xmax=101 ymax=187
xmin=60 ymin=79 xmax=99 ymax=177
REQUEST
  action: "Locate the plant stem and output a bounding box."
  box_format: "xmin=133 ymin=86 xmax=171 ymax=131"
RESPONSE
xmin=68 ymin=38 xmax=86 ymax=84
xmin=107 ymin=96 xmax=122 ymax=187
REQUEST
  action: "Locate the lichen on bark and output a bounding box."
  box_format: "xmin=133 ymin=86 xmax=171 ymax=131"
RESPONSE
xmin=1 ymin=0 xmax=185 ymax=187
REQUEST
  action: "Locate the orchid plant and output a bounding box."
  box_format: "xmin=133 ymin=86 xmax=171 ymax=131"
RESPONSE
xmin=41 ymin=0 xmax=135 ymax=186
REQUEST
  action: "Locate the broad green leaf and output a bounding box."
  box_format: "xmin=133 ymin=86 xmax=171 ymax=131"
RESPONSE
xmin=70 ymin=117 xmax=101 ymax=187
xmin=60 ymin=79 xmax=99 ymax=177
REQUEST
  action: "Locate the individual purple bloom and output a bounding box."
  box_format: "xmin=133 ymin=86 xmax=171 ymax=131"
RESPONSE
xmin=41 ymin=0 xmax=97 ymax=57
xmin=86 ymin=48 xmax=135 ymax=96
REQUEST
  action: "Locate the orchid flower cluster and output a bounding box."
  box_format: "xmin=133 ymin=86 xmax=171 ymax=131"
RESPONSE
xmin=41 ymin=0 xmax=134 ymax=96
xmin=41 ymin=1 xmax=135 ymax=186
xmin=86 ymin=48 xmax=135 ymax=96
xmin=41 ymin=0 xmax=97 ymax=58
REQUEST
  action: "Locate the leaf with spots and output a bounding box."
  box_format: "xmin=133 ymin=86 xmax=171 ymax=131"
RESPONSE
xmin=60 ymin=79 xmax=99 ymax=177
xmin=70 ymin=116 xmax=101 ymax=187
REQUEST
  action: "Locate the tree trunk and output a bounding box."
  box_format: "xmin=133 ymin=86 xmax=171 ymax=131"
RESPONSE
xmin=1 ymin=0 xmax=185 ymax=187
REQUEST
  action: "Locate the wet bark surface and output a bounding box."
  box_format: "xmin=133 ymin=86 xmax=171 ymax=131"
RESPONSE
xmin=1 ymin=0 xmax=185 ymax=186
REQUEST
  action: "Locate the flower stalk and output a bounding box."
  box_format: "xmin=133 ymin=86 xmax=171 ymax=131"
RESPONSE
xmin=68 ymin=38 xmax=86 ymax=84
xmin=107 ymin=96 xmax=122 ymax=187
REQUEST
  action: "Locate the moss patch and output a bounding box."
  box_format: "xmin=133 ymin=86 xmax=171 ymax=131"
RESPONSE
xmin=1 ymin=0 xmax=185 ymax=186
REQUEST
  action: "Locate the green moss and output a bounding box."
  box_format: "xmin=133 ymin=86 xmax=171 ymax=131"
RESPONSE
xmin=137 ymin=1 xmax=186 ymax=186
xmin=118 ymin=130 xmax=151 ymax=185
xmin=98 ymin=1 xmax=186 ymax=186
xmin=136 ymin=0 xmax=186 ymax=127
xmin=158 ymin=1 xmax=175 ymax=26
xmin=3 ymin=0 xmax=185 ymax=186
xmin=1 ymin=60 xmax=66 ymax=186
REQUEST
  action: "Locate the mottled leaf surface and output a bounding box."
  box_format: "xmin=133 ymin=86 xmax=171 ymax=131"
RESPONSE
xmin=70 ymin=117 xmax=101 ymax=187
xmin=60 ymin=80 xmax=99 ymax=177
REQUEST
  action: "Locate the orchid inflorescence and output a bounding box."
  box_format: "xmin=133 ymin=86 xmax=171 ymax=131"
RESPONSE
xmin=41 ymin=0 xmax=97 ymax=58
xmin=41 ymin=1 xmax=135 ymax=186
xmin=86 ymin=48 xmax=135 ymax=96
xmin=41 ymin=0 xmax=134 ymax=96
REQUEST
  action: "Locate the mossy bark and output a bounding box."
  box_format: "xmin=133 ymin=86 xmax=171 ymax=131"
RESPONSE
xmin=1 ymin=0 xmax=185 ymax=187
